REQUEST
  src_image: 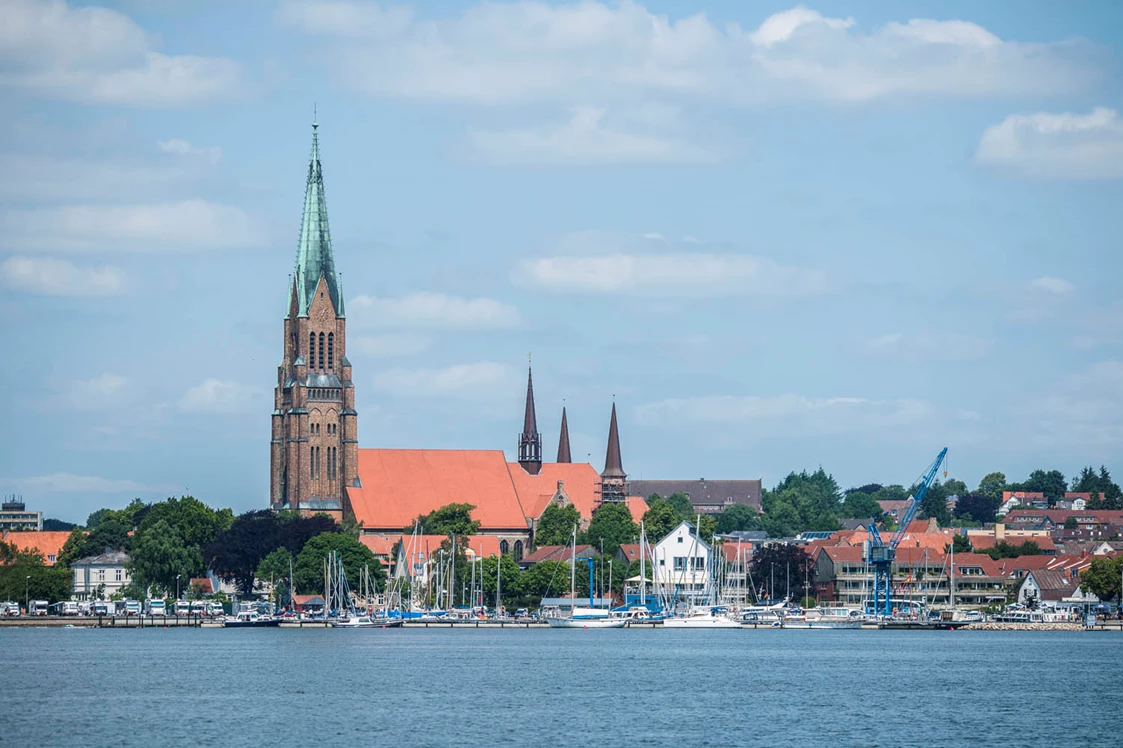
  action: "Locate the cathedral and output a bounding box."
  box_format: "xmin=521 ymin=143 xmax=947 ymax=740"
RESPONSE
xmin=270 ymin=124 xmax=647 ymax=551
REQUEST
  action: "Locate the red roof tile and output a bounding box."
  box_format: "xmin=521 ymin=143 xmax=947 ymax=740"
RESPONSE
xmin=508 ymin=462 xmax=602 ymax=520
xmin=348 ymin=449 xmax=528 ymax=531
xmin=624 ymin=495 xmax=649 ymax=523
xmin=3 ymin=531 xmax=72 ymax=566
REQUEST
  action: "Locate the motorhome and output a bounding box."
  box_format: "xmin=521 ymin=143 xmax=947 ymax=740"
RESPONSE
xmin=124 ymin=599 xmax=141 ymax=616
xmin=59 ymin=601 xmax=79 ymax=616
xmin=92 ymin=601 xmax=111 ymax=616
xmin=30 ymin=600 xmax=48 ymax=616
xmin=146 ymin=599 xmax=166 ymax=616
xmin=1 ymin=601 xmax=20 ymax=616
xmin=174 ymin=600 xmax=190 ymax=616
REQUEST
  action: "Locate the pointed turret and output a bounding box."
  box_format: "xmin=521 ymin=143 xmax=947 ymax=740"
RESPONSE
xmin=556 ymin=407 xmax=572 ymax=463
xmin=518 ymin=365 xmax=542 ymax=475
xmin=600 ymin=402 xmax=627 ymax=503
xmin=290 ymin=121 xmax=343 ymax=318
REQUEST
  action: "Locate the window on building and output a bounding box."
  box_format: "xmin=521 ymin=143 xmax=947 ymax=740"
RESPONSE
xmin=328 ymin=333 xmax=334 ymax=371
xmin=500 ymin=540 xmax=509 ymax=555
xmin=692 ymin=557 xmax=705 ymax=570
xmin=673 ymin=557 xmax=686 ymax=571
xmin=677 ymin=536 xmax=683 ymax=543
xmin=96 ymin=569 xmax=104 ymax=581
xmin=115 ymin=569 xmax=122 ymax=582
xmin=308 ymin=332 xmax=315 ymax=364
xmin=318 ymin=332 xmax=325 ymax=370
xmin=514 ymin=540 xmax=523 ymax=561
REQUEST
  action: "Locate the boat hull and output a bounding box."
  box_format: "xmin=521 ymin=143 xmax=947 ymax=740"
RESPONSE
xmin=662 ymin=617 xmax=742 ymax=629
xmin=223 ymin=619 xmax=281 ymax=628
xmin=545 ymin=617 xmax=627 ymax=629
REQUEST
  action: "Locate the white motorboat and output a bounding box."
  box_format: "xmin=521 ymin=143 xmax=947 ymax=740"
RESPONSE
xmin=663 ymin=607 xmax=742 ymax=629
xmin=780 ymin=607 xmax=862 ymax=629
xmin=332 ymin=614 xmax=375 ymax=628
xmin=546 ymin=616 xmax=628 ymax=628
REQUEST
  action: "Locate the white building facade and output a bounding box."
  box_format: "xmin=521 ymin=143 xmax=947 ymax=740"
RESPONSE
xmin=72 ymin=551 xmax=131 ymax=600
xmin=651 ymin=521 xmax=712 ymax=606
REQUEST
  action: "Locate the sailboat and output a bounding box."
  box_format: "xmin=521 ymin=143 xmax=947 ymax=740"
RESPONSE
xmin=327 ymin=551 xmax=401 ymax=628
xmin=663 ymin=517 xmax=742 ymax=629
xmin=546 ymin=526 xmax=626 ymax=629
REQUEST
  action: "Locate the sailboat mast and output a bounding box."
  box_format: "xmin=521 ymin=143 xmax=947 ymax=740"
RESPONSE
xmin=450 ymin=534 xmax=456 ymax=611
xmin=640 ymin=521 xmax=646 ymax=607
xmin=570 ymin=525 xmax=576 ymax=614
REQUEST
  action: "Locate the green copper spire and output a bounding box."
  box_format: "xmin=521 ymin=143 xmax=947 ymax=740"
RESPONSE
xmin=291 ymin=120 xmax=343 ymax=318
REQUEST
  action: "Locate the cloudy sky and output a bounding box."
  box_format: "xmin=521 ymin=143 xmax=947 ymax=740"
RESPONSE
xmin=2 ymin=0 xmax=1122 ymax=522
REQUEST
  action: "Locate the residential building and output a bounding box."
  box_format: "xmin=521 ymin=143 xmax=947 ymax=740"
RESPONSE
xmin=72 ymin=551 xmax=131 ymax=600
xmin=651 ymin=521 xmax=712 ymax=605
xmin=0 ymin=498 xmax=42 ymax=532
xmin=628 ymin=479 xmax=763 ymax=514
xmin=2 ymin=530 xmax=71 ymax=565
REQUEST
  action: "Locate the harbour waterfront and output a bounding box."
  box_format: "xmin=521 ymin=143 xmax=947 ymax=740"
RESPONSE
xmin=3 ymin=628 xmax=1121 ymax=747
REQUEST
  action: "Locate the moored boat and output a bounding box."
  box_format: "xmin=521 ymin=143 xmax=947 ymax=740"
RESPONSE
xmin=663 ymin=607 xmax=742 ymax=629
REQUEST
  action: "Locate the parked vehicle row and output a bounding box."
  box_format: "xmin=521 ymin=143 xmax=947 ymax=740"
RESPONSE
xmin=0 ymin=599 xmax=227 ymax=617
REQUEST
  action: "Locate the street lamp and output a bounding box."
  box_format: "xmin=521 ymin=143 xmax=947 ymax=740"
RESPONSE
xmin=176 ymin=574 xmax=181 ymax=603
xmin=25 ymin=575 xmax=30 ymax=615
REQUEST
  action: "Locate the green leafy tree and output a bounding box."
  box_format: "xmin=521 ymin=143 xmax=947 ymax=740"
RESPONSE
xmin=641 ymin=499 xmax=680 ymax=542
xmin=717 ymin=504 xmax=761 ymax=534
xmin=57 ymin=516 xmax=132 ymax=567
xmin=409 ymin=503 xmax=481 ymax=536
xmin=138 ymin=496 xmax=228 ymax=553
xmin=761 ymin=500 xmax=802 ymax=538
xmin=518 ymin=559 xmax=571 ymax=600
xmin=204 ymin=511 xmax=284 ymax=595
xmin=943 ymin=479 xmax=968 ymax=496
xmin=919 ymin=480 xmax=951 ymax=527
xmin=947 ymin=534 xmax=973 ymax=555
xmin=478 ymin=554 xmax=523 ymax=607
xmin=954 ymin=493 xmax=1001 ymax=524
xmin=977 ymin=472 xmax=1007 ymax=502
xmin=1017 ymin=469 xmax=1067 ymax=505
xmin=257 ymin=547 xmax=295 ymax=607
xmin=761 ymin=469 xmax=844 ymax=536
xmin=583 ymin=503 xmax=638 ymax=557
xmin=42 ymin=518 xmax=78 ymax=532
xmin=981 ymin=540 xmax=1044 ymax=560
xmin=293 ymin=532 xmax=383 ymax=595
xmin=664 ymin=493 xmax=695 ymax=519
xmin=1077 ymin=466 xmax=1122 ymax=510
xmin=128 ymin=519 xmax=198 ymax=596
xmin=840 ymin=491 xmax=883 ymax=519
xmin=1064 ymin=517 xmax=1078 ymax=530
xmin=0 ymin=543 xmax=73 ymax=603
xmin=1080 ymin=556 xmax=1123 ymax=605
xmin=535 ymin=503 xmax=582 ymax=546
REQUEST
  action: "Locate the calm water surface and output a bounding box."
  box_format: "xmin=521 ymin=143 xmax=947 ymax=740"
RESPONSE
xmin=1 ymin=627 xmax=1119 ymax=747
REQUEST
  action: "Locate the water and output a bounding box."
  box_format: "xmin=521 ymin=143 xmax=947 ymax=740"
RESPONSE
xmin=1 ymin=627 xmax=1119 ymax=747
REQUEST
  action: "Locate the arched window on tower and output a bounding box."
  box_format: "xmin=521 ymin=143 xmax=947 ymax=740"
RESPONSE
xmin=328 ymin=333 xmax=334 ymax=371
xmin=318 ymin=332 xmax=325 ymax=370
xmin=308 ymin=332 xmax=314 ymax=365
xmin=500 ymin=539 xmax=509 ymax=555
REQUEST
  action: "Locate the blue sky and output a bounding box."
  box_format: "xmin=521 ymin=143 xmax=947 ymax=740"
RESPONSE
xmin=2 ymin=0 xmax=1122 ymax=522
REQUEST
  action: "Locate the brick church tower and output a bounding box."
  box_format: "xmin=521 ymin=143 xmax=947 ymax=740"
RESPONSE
xmin=270 ymin=121 xmax=358 ymax=515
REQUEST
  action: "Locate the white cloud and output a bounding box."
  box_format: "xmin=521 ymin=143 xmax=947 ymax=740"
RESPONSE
xmin=351 ymin=334 xmax=431 ymax=358
xmin=278 ymin=1 xmax=1091 ymax=105
xmin=858 ymin=331 xmax=991 ymax=362
xmin=157 ymin=138 xmax=223 ymax=165
xmin=178 ymin=379 xmax=266 ymax=414
xmin=372 ymin=362 xmax=512 ymax=397
xmin=4 ymin=472 xmax=168 ymax=494
xmin=1 ymin=256 xmax=123 ymax=297
xmin=0 ymin=199 xmax=263 ymax=253
xmin=637 ymin=393 xmax=964 ymax=439
xmin=0 ymin=0 xmax=243 ymax=107
xmin=1029 ymin=276 xmax=1074 ymax=295
xmin=467 ymin=107 xmax=722 ymax=165
xmin=59 ymin=373 xmax=129 ymax=411
xmin=349 ymin=292 xmax=520 ymax=329
xmin=516 ymin=252 xmax=831 ymax=296
xmin=977 ymin=108 xmax=1123 ymax=179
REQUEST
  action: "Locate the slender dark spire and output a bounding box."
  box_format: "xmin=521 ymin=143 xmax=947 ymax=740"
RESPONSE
xmin=557 ymin=406 xmax=572 ymax=463
xmin=518 ymin=364 xmax=542 ymax=474
xmin=602 ymin=402 xmax=625 ymax=478
xmin=600 ymin=402 xmax=627 ymax=503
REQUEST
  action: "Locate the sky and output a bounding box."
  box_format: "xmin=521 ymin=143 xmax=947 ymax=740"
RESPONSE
xmin=2 ymin=0 xmax=1122 ymax=523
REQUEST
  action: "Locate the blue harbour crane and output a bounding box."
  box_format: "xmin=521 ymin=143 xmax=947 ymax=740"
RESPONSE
xmin=865 ymin=447 xmax=949 ymax=618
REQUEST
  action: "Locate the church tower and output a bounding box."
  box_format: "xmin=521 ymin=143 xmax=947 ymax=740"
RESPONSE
xmin=517 ymin=365 xmax=542 ymax=475
xmin=556 ymin=406 xmax=572 ymax=463
xmin=270 ymin=121 xmax=358 ymax=515
xmin=600 ymin=402 xmax=627 ymax=503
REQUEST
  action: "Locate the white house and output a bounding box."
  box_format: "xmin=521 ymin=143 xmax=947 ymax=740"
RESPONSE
xmin=72 ymin=551 xmax=131 ymax=600
xmin=651 ymin=521 xmax=712 ymax=606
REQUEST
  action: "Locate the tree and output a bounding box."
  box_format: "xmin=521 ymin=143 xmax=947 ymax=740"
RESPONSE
xmin=204 ymin=510 xmax=284 ymax=596
xmin=665 ymin=493 xmax=695 ymax=520
xmin=57 ymin=516 xmax=132 ymax=567
xmin=1064 ymin=517 xmax=1078 ymax=530
xmin=840 ymin=491 xmax=882 ymax=519
xmin=293 ymin=532 xmax=383 ymax=595
xmin=1077 ymin=466 xmax=1122 ymax=510
xmin=1080 ymin=556 xmax=1123 ymax=605
xmin=583 ymin=503 xmax=638 ymax=557
xmin=918 ymin=480 xmax=951 ymax=527
xmin=977 ymin=472 xmax=1007 ymax=502
xmin=954 ymin=493 xmax=1000 ymax=525
xmin=748 ymin=544 xmax=812 ymax=601
xmin=535 ymin=503 xmax=582 ymax=547
xmin=518 ymin=559 xmax=570 ymax=600
xmin=128 ymin=519 xmax=198 ymax=597
xmin=641 ymin=499 xmax=680 ymax=542
xmin=478 ymin=554 xmax=523 ymax=608
xmin=1017 ymin=469 xmax=1067 ymax=505
xmin=257 ymin=547 xmax=295 ymax=607
xmin=0 ymin=543 xmax=72 ymax=604
xmin=947 ymin=534 xmax=973 ymax=555
xmin=409 ymin=503 xmax=480 ymax=537
xmin=42 ymin=518 xmax=77 ymax=532
xmin=943 ymin=479 xmax=968 ymax=496
xmin=716 ymin=504 xmax=761 ymax=534
xmin=761 ymin=469 xmax=844 ymax=536
xmin=981 ymin=540 xmax=1044 ymax=560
